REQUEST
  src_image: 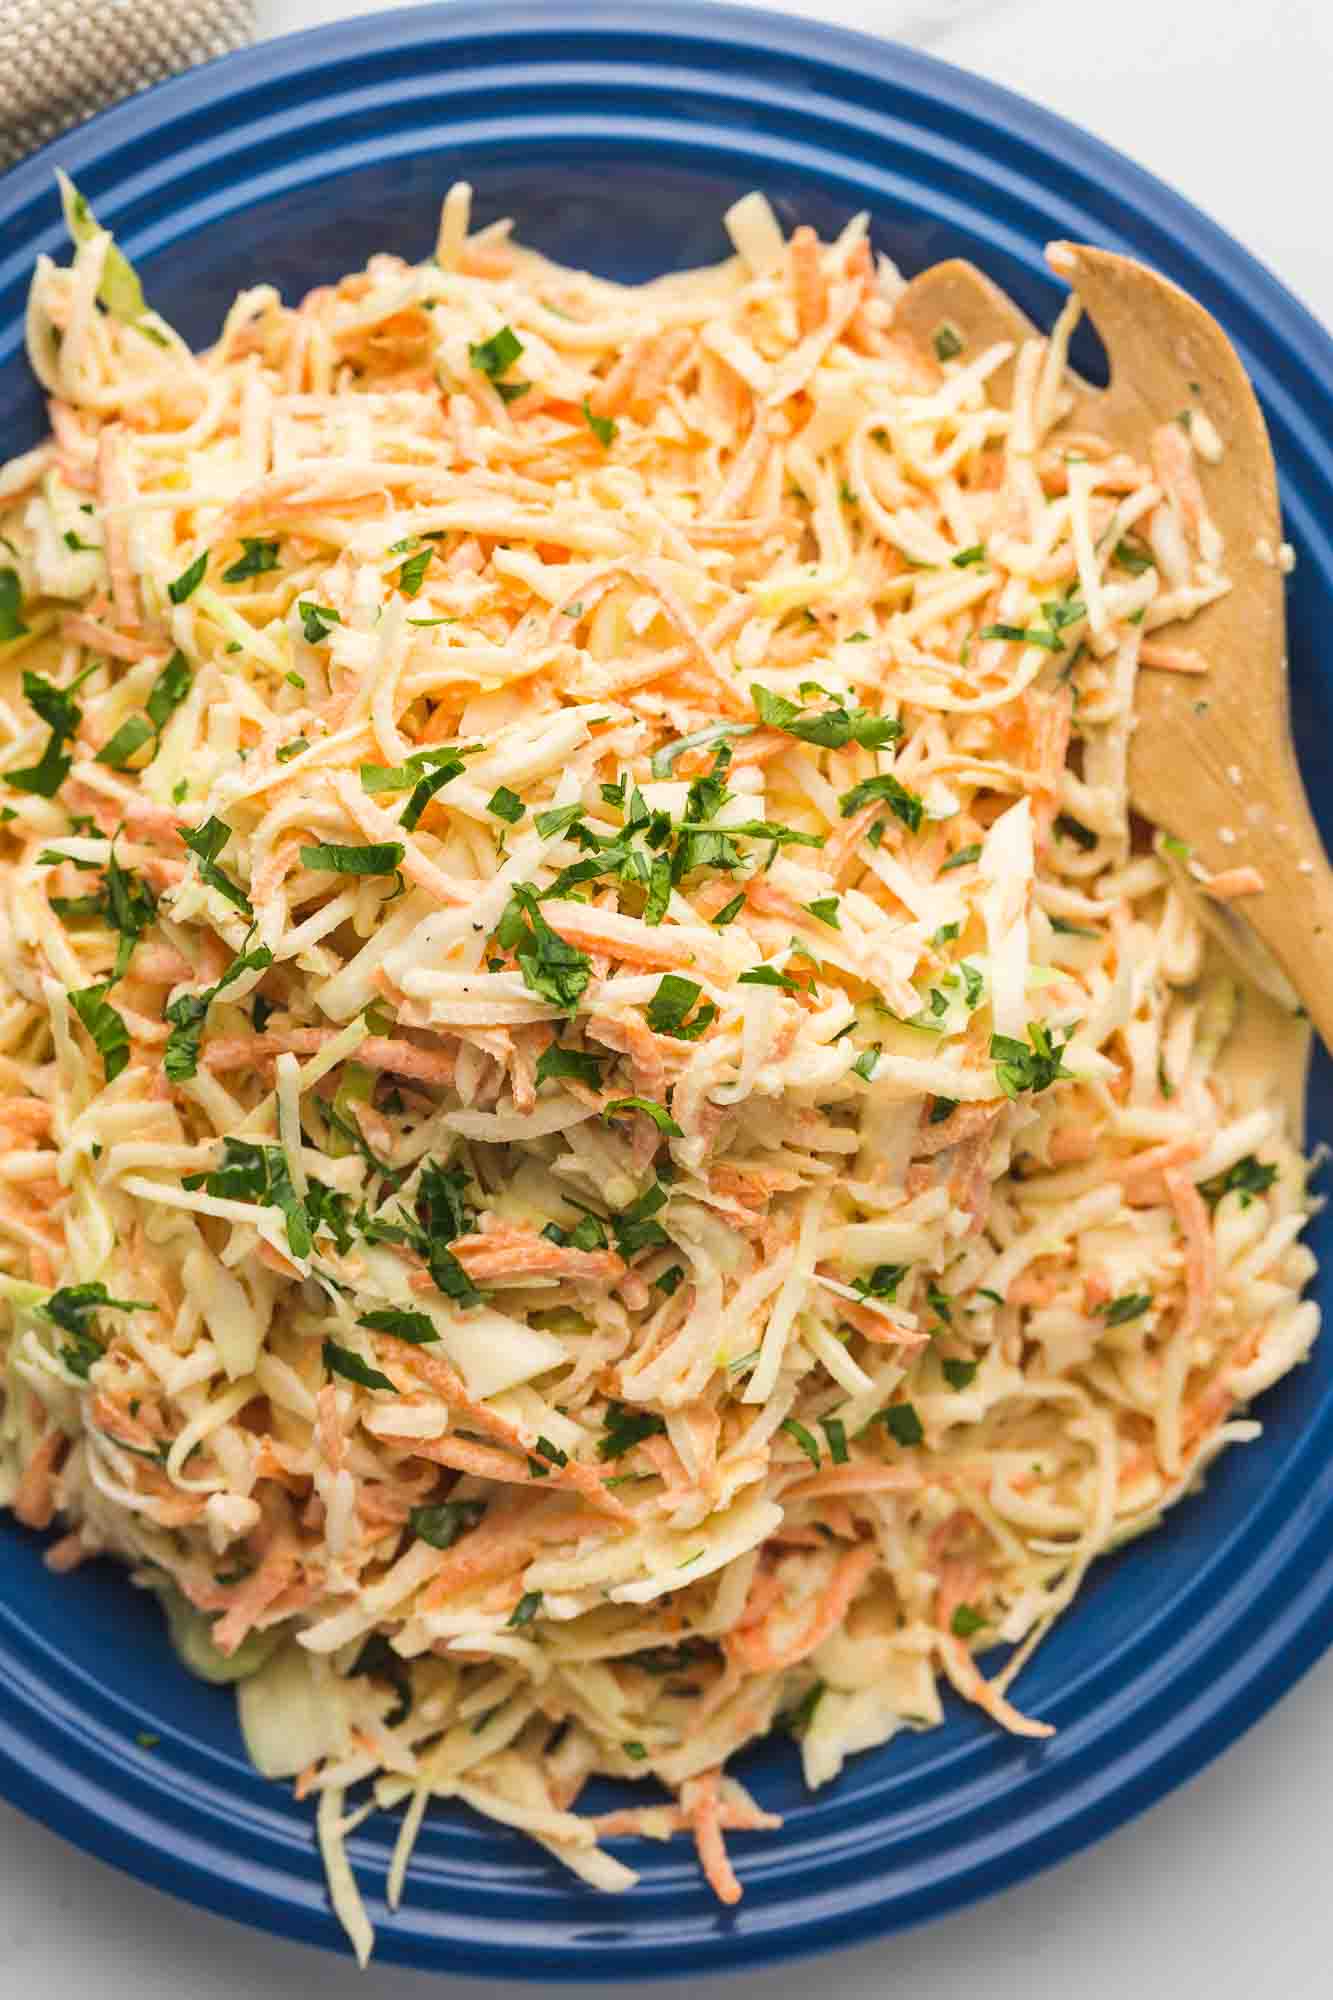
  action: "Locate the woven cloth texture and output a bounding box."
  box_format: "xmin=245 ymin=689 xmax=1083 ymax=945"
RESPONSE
xmin=0 ymin=0 xmax=254 ymax=171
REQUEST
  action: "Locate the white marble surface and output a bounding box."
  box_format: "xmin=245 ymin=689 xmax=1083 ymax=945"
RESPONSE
xmin=5 ymin=2 xmax=1333 ymax=1996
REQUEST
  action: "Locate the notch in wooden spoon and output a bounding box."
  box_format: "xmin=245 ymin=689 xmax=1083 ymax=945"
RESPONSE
xmin=894 ymin=246 xmax=1333 ymax=1050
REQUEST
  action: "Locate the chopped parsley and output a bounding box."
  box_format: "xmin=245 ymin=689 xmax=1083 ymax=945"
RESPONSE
xmin=182 ymin=817 xmax=252 ymax=914
xmin=221 ymin=538 xmax=280 ymax=584
xmin=990 ymin=1022 xmax=1073 ymax=1099
xmin=357 ymin=1307 xmax=439 ymax=1344
xmin=598 ymin=1402 xmax=668 ymax=1460
xmin=837 ymin=769 xmax=924 ymax=832
xmin=644 ymin=973 xmax=716 ymax=1041
xmin=411 ymin=1498 xmax=486 ymax=1548
xmin=603 ymin=1097 xmax=683 ymax=1137
xmin=780 ymin=1418 xmax=821 ymax=1470
xmin=933 ymin=323 xmax=964 ymax=361
xmin=186 ymin=1137 xmax=353 ymax=1261
xmin=146 ymin=650 xmax=193 ymax=733
xmin=853 ymin=1263 xmax=907 ymax=1302
xmin=950 ymin=1604 xmax=987 ymax=1638
xmin=0 ymin=568 xmax=29 ymax=643
xmin=487 ymin=785 xmax=525 ymax=824
xmin=751 ymin=683 xmax=901 ymax=752
xmin=398 ymin=546 xmax=433 ymax=597
xmin=323 ymin=1338 xmax=396 ymax=1392
xmin=819 ymin=1415 xmax=849 ymax=1463
xmin=495 ymin=883 xmax=591 ymax=1011
xmin=70 ymin=984 xmax=130 ymax=1082
xmin=1113 ymin=536 xmax=1155 ymax=575
xmin=1200 ymin=1154 xmax=1279 ymax=1208
xmin=507 ymin=1589 xmax=542 ymax=1627
xmin=941 ymin=1358 xmax=978 ymax=1391
xmin=534 ymin=1042 xmax=604 ymax=1088
xmin=951 ymin=544 xmax=986 ymax=567
xmin=979 ymin=622 xmax=1062 ymax=652
xmin=583 ymin=398 xmax=616 ymax=447
xmin=8 ymin=665 xmax=94 ymax=797
xmin=163 ymin=935 xmax=274 ymax=1080
xmin=299 ymin=600 xmax=341 ymax=643
xmin=299 ymin=840 xmax=405 ymax=877
xmin=534 ymin=803 xmax=586 ymax=841
xmin=806 ymin=896 xmax=841 ymax=929
xmin=1098 ymin=1293 xmax=1152 ymax=1326
xmin=168 ymin=551 xmax=208 ymax=603
xmin=94 ymin=713 xmax=155 ymax=770
xmin=469 ymin=325 xmax=524 ymax=381
xmin=939 ymin=842 xmax=982 ymax=874
xmin=879 ymin=1402 xmax=924 ymax=1447
xmin=95 ymin=650 xmax=192 ymax=770
xmin=737 ymin=964 xmax=803 ymax=993
xmin=44 ymin=1282 xmax=151 ymax=1379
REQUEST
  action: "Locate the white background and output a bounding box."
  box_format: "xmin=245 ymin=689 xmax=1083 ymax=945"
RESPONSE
xmin=4 ymin=2 xmax=1332 ymax=1995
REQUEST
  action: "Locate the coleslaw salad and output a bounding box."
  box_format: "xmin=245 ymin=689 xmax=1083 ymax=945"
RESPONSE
xmin=0 ymin=178 xmax=1318 ymax=1961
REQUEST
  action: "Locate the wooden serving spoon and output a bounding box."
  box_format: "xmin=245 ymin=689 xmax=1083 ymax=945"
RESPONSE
xmin=892 ymin=245 xmax=1333 ymax=1051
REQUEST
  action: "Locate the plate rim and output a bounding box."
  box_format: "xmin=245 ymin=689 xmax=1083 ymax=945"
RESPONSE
xmin=2 ymin=0 xmax=1333 ymax=1978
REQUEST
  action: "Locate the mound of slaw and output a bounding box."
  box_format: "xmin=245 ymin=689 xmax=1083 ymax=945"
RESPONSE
xmin=0 ymin=178 xmax=1319 ymax=1960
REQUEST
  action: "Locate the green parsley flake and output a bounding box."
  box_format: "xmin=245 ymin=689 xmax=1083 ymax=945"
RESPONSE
xmin=487 ymin=786 xmax=524 ymax=824
xmin=168 ymin=551 xmax=208 ymax=603
xmin=583 ymin=398 xmax=616 ymax=447
xmin=880 ymin=1402 xmax=924 ymax=1447
xmin=398 ymin=546 xmax=433 ymax=597
xmin=941 ymin=1358 xmax=978 ymax=1391
xmin=819 ymin=1415 xmax=849 ymax=1463
xmin=1200 ymin=1154 xmax=1279 ymax=1208
xmin=70 ymin=984 xmax=130 ymax=1082
xmin=990 ymin=1022 xmax=1073 ymax=1099
xmin=0 ymin=568 xmax=28 ymax=644
xmin=299 ymin=840 xmax=404 ymax=876
xmin=94 ymin=714 xmax=155 ymax=769
xmin=645 ymin=973 xmax=716 ymax=1041
xmin=752 ymin=683 xmax=901 ymax=753
xmin=357 ymin=1307 xmax=439 ymax=1344
xmin=222 ymin=538 xmax=280 ymax=584
xmin=1099 ymin=1293 xmax=1152 ymax=1326
xmin=323 ymin=1338 xmax=396 ymax=1393
xmin=602 ymin=1096 xmax=683 ymax=1138
xmin=780 ymin=1417 xmax=821 ymax=1470
xmin=411 ymin=1498 xmax=486 ymax=1548
xmin=182 ymin=817 xmax=252 ymax=915
xmin=838 ymin=769 xmax=924 ymax=832
xmin=469 ymin=325 xmax=524 ymax=381
xmin=534 ymin=1043 xmax=604 ymax=1088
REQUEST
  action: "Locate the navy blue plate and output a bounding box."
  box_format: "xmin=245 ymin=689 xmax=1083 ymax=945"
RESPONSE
xmin=3 ymin=2 xmax=1333 ymax=1978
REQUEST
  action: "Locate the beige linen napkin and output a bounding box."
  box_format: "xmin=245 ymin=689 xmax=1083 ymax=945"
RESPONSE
xmin=0 ymin=0 xmax=254 ymax=171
